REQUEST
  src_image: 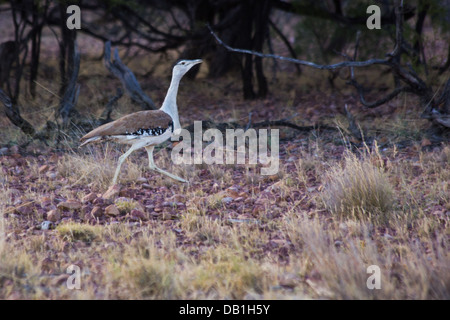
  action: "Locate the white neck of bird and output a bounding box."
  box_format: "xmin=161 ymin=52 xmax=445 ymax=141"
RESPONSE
xmin=160 ymin=71 xmax=182 ymax=131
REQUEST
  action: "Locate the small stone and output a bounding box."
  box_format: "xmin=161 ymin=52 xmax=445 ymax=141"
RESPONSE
xmin=270 ymin=239 xmax=287 ymax=246
xmin=46 ymin=172 xmax=57 ymax=180
xmin=136 ymin=177 xmax=148 ymax=184
xmin=150 ymin=212 xmax=160 ymax=218
xmin=119 ymin=189 xmax=136 ymax=198
xmin=103 ymin=185 xmax=121 ymax=199
xmin=279 ymin=273 xmax=301 ymax=289
xmin=0 ymin=147 xmax=8 ymax=156
xmin=41 ymin=221 xmax=54 ymax=230
xmin=130 ymin=209 xmax=147 ymax=221
xmin=90 ymin=206 xmax=103 ymax=218
xmin=57 ymin=200 xmax=82 ymax=210
xmin=47 ymin=209 xmax=61 ymax=222
xmin=168 ymin=194 xmax=186 ymax=202
xmin=162 ymin=201 xmax=177 ymax=207
xmin=221 ymin=197 xmax=234 ymax=204
xmin=105 ymin=204 xmax=120 ymax=216
xmin=15 ymin=203 xmax=33 ymax=215
xmin=334 ymin=240 xmax=344 ymax=247
xmin=226 ymin=187 xmax=239 ymax=198
xmin=141 ymin=183 xmax=152 ymax=189
xmin=82 ymin=192 xmax=97 ymax=203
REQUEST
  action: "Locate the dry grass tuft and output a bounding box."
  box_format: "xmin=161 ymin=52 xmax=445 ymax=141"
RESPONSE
xmin=125 ymin=256 xmax=179 ymax=299
xmin=56 ymin=222 xmax=103 ymax=243
xmin=57 ymin=145 xmax=144 ymax=189
xmin=321 ymin=151 xmax=394 ymax=223
xmin=115 ymin=198 xmax=141 ymax=214
xmin=191 ymin=247 xmax=269 ymax=299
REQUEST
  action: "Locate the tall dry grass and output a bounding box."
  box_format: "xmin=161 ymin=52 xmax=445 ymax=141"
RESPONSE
xmin=321 ymin=150 xmax=394 ymax=223
xmin=57 ymin=143 xmax=144 ymax=189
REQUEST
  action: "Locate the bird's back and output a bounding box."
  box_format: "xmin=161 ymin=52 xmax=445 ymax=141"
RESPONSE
xmin=80 ymin=110 xmax=173 ymax=146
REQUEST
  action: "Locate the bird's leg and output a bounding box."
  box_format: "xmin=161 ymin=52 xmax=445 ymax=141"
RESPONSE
xmin=155 ymin=167 xmax=188 ymax=183
xmin=112 ymin=144 xmax=140 ymax=185
xmin=145 ymin=146 xmax=187 ymax=183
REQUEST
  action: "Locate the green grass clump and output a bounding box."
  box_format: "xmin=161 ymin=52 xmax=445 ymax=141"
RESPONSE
xmin=57 ymin=222 xmax=103 ymax=243
xmin=115 ymin=198 xmax=140 ymax=214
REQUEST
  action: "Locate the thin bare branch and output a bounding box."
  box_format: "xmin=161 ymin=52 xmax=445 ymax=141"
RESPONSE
xmin=344 ymin=104 xmax=363 ymax=141
xmin=347 ymin=79 xmax=410 ymax=108
xmin=0 ymin=88 xmax=36 ymax=137
xmin=101 ymin=87 xmax=124 ymax=123
xmin=207 ymin=24 xmax=390 ymax=70
xmin=268 ymin=18 xmax=300 ymax=74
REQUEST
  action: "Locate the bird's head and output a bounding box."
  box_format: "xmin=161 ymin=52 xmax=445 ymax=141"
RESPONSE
xmin=173 ymin=59 xmax=202 ymax=78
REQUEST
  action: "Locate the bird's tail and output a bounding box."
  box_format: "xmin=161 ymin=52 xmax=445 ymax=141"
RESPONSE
xmin=79 ymin=136 xmax=101 ymax=148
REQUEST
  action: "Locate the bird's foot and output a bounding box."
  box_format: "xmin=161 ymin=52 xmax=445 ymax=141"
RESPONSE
xmin=151 ymin=166 xmax=188 ymax=183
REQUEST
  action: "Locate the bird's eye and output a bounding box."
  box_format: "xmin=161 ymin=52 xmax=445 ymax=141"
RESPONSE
xmin=180 ymin=62 xmax=185 ymax=65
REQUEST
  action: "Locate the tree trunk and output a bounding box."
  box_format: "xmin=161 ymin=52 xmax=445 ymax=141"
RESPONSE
xmin=253 ymin=0 xmax=270 ymax=98
xmin=29 ymin=0 xmax=43 ymax=98
xmin=58 ymin=3 xmax=77 ymax=97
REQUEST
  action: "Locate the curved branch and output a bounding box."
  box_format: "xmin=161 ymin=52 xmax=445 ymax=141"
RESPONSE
xmin=207 ymin=24 xmax=390 ymax=70
xmin=268 ymin=18 xmax=300 ymax=74
xmin=104 ymin=41 xmax=156 ymax=110
xmin=0 ymin=88 xmax=36 ymax=137
xmin=347 ymin=79 xmax=409 ymax=108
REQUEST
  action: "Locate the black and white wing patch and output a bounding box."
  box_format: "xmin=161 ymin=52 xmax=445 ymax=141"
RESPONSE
xmin=126 ymin=122 xmax=174 ymax=137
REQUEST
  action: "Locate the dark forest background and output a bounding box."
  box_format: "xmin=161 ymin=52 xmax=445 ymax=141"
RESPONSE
xmin=0 ymin=0 xmax=449 ymax=140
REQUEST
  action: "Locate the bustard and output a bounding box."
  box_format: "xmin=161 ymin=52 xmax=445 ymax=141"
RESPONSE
xmin=80 ymin=59 xmax=202 ymax=185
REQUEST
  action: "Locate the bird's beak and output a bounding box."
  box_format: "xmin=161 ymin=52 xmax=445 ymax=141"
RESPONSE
xmin=192 ymin=59 xmax=203 ymax=65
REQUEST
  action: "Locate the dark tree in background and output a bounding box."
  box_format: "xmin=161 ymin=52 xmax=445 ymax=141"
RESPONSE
xmin=78 ymin=0 xmax=273 ymax=99
xmin=0 ymin=0 xmax=449 ymax=137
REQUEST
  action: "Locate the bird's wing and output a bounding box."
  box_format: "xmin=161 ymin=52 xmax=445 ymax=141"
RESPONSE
xmin=80 ymin=110 xmax=173 ymax=142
